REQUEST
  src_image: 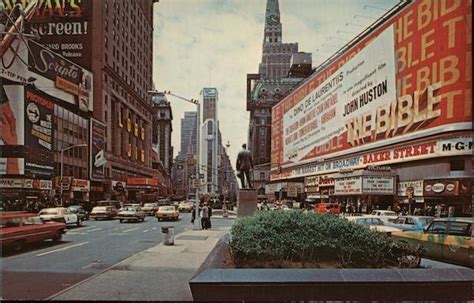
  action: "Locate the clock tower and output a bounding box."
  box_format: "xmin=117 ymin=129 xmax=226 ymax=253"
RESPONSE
xmin=263 ymin=0 xmax=282 ymax=45
xmin=258 ymin=0 xmax=298 ymax=80
xmin=246 ymin=0 xmax=311 ymax=194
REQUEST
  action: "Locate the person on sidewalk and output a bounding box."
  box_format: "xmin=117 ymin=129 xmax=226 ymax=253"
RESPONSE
xmin=201 ymin=203 xmax=209 ymax=230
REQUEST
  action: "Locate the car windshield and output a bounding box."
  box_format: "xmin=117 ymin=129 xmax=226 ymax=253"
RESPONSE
xmin=159 ymin=206 xmax=175 ymax=211
xmin=23 ymin=216 xmax=44 ymax=225
xmin=39 ymin=209 xmax=58 ymax=215
xmin=122 ymin=207 xmax=136 ymax=211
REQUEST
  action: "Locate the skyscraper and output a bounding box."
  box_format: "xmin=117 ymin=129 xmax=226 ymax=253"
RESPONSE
xmin=201 ymin=88 xmax=219 ymax=194
xmin=172 ymin=111 xmax=197 ymax=197
xmin=246 ymin=0 xmax=312 ymax=194
xmin=180 ymin=112 xmax=198 ymax=156
xmin=89 ymin=0 xmax=159 ymax=199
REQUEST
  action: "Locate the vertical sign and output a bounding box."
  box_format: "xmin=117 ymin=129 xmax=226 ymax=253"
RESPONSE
xmin=90 ymin=118 xmax=106 ymax=180
xmin=24 ymin=87 xmax=54 ymax=177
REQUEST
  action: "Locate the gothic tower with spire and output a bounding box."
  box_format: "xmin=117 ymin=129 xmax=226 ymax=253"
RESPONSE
xmin=245 ymin=0 xmax=310 ymax=193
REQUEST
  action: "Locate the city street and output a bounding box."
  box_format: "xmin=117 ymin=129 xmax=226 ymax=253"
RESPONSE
xmin=1 ymin=213 xmax=232 ymax=300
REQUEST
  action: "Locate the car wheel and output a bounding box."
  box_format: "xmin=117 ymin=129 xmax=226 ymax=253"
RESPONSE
xmin=76 ymin=220 xmax=82 ymax=227
xmin=52 ymin=231 xmax=62 ymax=242
xmin=119 ymin=219 xmax=123 ymax=223
xmin=12 ymin=240 xmax=24 ymax=252
xmin=94 ymin=218 xmax=97 ymax=221
xmin=157 ymin=218 xmax=161 ymax=222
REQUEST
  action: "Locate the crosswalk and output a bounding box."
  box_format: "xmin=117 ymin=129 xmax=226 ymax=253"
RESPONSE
xmin=66 ymin=223 xmax=164 ymax=236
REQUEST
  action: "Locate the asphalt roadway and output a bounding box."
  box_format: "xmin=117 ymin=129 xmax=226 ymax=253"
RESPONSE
xmin=0 ymin=212 xmax=232 ymax=300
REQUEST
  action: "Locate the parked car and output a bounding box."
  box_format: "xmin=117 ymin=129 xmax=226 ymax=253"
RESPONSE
xmin=156 ymin=206 xmax=179 ymax=221
xmin=346 ymin=215 xmax=403 ymax=235
xmin=367 ymin=210 xmax=398 ymax=222
xmin=117 ymin=207 xmax=146 ymax=223
xmin=385 ymin=216 xmax=434 ymax=231
xmin=314 ymin=203 xmax=340 ymax=215
xmin=89 ymin=206 xmax=117 ymax=220
xmin=67 ymin=205 xmax=89 ymax=221
xmin=390 ymin=217 xmax=473 ymax=267
xmin=39 ymin=207 xmax=81 ymax=227
xmin=178 ymin=201 xmax=193 ymax=212
xmin=141 ymin=203 xmax=159 ymax=216
xmin=1 ymin=212 xmax=67 ymax=252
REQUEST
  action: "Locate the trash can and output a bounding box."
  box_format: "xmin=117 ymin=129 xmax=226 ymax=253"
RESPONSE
xmin=161 ymin=226 xmax=175 ymax=245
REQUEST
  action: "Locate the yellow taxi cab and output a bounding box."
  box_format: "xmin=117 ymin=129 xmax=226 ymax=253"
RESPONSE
xmin=156 ymin=206 xmax=179 ymax=221
xmin=390 ymin=217 xmax=473 ymax=267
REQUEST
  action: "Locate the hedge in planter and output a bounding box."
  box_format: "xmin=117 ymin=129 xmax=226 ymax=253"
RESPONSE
xmin=229 ymin=210 xmax=414 ymax=267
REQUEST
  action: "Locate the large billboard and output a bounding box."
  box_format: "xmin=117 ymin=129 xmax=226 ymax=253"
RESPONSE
xmin=24 ymin=87 xmax=54 ymax=178
xmin=1 ymin=0 xmax=93 ymax=69
xmin=0 ymin=85 xmax=25 ymax=175
xmin=271 ymin=0 xmax=472 ymax=180
xmin=28 ymin=40 xmax=93 ymax=112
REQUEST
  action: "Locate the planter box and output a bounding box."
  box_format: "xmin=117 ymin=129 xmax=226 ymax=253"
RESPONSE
xmin=189 ymin=235 xmax=474 ymax=301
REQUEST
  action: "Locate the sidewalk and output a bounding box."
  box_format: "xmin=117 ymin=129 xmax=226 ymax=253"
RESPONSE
xmin=49 ymin=227 xmax=231 ymax=301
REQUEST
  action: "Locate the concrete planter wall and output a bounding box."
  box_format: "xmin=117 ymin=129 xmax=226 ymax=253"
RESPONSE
xmin=189 ymin=236 xmax=474 ymax=301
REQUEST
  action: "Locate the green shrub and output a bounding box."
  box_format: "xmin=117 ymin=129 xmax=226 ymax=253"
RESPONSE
xmin=229 ymin=211 xmax=413 ymax=267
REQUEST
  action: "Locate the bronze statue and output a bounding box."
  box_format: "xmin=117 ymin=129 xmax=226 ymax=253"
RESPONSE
xmin=236 ymin=143 xmax=253 ymax=189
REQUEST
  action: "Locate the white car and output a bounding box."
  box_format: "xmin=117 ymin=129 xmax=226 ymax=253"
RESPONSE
xmin=366 ymin=210 xmax=398 ymax=222
xmin=39 ymin=207 xmax=81 ymax=227
xmin=346 ymin=215 xmax=402 ymax=234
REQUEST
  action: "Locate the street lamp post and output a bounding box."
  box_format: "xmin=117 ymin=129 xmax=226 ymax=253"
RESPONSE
xmin=60 ymin=143 xmax=87 ymax=207
xmin=148 ymin=90 xmax=201 ymax=230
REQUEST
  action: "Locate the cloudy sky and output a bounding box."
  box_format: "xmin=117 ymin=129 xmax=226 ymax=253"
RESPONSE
xmin=152 ymin=0 xmax=399 ymax=169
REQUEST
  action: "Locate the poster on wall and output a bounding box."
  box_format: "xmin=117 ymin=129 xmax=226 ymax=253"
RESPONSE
xmin=90 ymin=118 xmax=106 ymax=181
xmin=271 ymin=0 xmax=472 ymax=181
xmin=24 ymin=87 xmax=55 ymax=178
xmin=282 ymin=26 xmax=396 ymax=164
xmin=0 ymin=85 xmax=25 ymax=175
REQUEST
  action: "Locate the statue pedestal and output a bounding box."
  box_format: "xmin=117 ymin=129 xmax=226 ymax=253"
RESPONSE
xmin=237 ymin=189 xmax=258 ymax=217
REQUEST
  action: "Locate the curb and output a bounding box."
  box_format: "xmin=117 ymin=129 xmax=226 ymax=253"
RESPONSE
xmin=45 ymin=228 xmax=230 ymax=300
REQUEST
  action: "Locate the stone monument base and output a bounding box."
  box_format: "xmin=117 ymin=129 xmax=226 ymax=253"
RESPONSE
xmin=237 ymin=189 xmax=258 ymax=217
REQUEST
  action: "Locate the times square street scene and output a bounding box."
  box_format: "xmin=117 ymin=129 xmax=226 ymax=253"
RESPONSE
xmin=0 ymin=0 xmax=473 ymax=301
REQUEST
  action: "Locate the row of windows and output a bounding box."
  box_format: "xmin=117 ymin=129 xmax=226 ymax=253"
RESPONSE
xmin=264 ymin=55 xmax=292 ymax=64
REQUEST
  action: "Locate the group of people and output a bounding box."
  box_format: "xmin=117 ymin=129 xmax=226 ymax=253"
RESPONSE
xmin=191 ymin=202 xmax=213 ymax=230
xmin=1 ymin=198 xmax=53 ymax=213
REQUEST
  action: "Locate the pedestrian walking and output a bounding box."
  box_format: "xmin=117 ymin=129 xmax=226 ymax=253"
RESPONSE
xmin=201 ymin=203 xmax=210 ymax=230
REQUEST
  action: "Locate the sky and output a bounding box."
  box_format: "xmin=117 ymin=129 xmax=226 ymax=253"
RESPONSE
xmin=152 ymin=0 xmax=399 ymax=170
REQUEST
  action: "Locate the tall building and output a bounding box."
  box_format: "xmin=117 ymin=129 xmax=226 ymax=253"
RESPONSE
xmin=246 ymin=0 xmax=312 ymax=196
xmin=172 ymin=111 xmax=198 ymax=198
xmin=89 ymin=0 xmax=159 ymax=200
xmin=180 ymin=112 xmax=198 ymax=156
xmin=200 ymin=88 xmax=219 ymax=194
xmin=151 ymin=93 xmax=173 ymax=175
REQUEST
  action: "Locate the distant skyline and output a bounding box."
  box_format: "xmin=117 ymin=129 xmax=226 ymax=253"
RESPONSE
xmin=152 ymin=0 xmax=399 ymax=170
